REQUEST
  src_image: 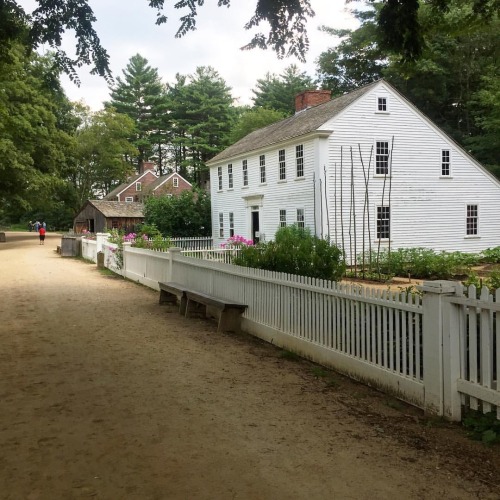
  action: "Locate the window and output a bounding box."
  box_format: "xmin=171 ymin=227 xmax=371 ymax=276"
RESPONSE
xmin=376 ymin=141 xmax=389 ymax=175
xmin=296 ymin=145 xmax=304 ymax=178
xmin=279 ymin=209 xmax=287 ymax=228
xmin=125 ymin=197 xmax=133 ymax=202
xmin=279 ymin=149 xmax=286 ymax=180
xmin=219 ymin=212 xmax=224 ymax=238
xmin=228 ymin=164 xmax=233 ymax=189
xmin=242 ymin=160 xmax=248 ymax=187
xmin=218 ymin=166 xmax=223 ymax=191
xmin=112 ymin=220 xmax=119 ymax=229
xmin=136 ymin=182 xmax=142 ymax=191
xmin=296 ymin=208 xmax=305 ymax=229
xmin=173 ymin=177 xmax=179 ymax=188
xmin=466 ymin=205 xmax=478 ymax=236
xmin=441 ymin=150 xmax=450 ymax=176
xmin=229 ymin=212 xmax=234 ymax=237
xmin=377 ymin=206 xmax=390 ymax=239
xmin=260 ymin=155 xmax=266 ymax=184
xmin=377 ymin=97 xmax=387 ymax=112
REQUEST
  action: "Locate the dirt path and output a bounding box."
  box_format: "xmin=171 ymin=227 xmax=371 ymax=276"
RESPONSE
xmin=1 ymin=231 xmax=499 ymax=500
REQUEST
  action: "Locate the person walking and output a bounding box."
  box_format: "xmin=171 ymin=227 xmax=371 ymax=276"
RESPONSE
xmin=38 ymin=225 xmax=46 ymax=245
xmin=34 ymin=221 xmax=40 ymax=232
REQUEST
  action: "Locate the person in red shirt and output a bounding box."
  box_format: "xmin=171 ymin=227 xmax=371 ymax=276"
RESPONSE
xmin=38 ymin=226 xmax=46 ymax=245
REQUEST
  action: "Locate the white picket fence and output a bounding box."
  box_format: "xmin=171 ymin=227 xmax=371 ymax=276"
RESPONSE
xmin=75 ymin=240 xmax=499 ymax=421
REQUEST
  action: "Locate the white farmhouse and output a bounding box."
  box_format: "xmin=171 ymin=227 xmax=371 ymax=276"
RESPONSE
xmin=207 ymin=80 xmax=500 ymax=262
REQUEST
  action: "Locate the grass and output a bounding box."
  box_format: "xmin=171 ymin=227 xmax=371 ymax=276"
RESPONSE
xmin=279 ymin=349 xmax=300 ymax=361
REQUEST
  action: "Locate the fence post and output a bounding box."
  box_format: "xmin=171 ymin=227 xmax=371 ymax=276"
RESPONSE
xmin=167 ymin=247 xmax=182 ymax=282
xmin=96 ymin=232 xmax=110 ymax=253
xmin=420 ymin=280 xmax=462 ymax=417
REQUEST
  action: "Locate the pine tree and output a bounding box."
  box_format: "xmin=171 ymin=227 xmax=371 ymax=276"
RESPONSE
xmin=107 ymin=54 xmax=168 ymax=173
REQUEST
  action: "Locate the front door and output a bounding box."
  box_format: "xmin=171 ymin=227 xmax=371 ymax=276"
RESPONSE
xmin=251 ymin=210 xmax=260 ymax=244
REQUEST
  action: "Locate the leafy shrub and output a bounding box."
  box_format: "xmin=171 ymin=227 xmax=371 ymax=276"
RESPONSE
xmin=233 ymin=226 xmax=345 ymax=281
xmin=480 ymin=246 xmax=500 ymax=263
xmin=463 ymin=410 xmax=500 ymax=444
xmin=358 ymin=247 xmax=476 ymax=280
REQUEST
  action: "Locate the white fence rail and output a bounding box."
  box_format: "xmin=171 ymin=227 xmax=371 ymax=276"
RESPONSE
xmin=75 ymin=242 xmax=498 ymax=422
xmin=81 ymin=238 xmax=97 ymax=262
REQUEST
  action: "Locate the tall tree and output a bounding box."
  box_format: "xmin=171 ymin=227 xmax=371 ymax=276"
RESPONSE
xmin=252 ymin=64 xmax=315 ymax=116
xmin=107 ymin=54 xmax=168 ymax=172
xmin=0 ymin=43 xmax=73 ymax=216
xmin=67 ymin=105 xmax=138 ymax=210
xmin=316 ymin=7 xmax=387 ymax=96
xmin=230 ymin=106 xmax=286 ymax=143
xmin=168 ymin=66 xmax=234 ymax=185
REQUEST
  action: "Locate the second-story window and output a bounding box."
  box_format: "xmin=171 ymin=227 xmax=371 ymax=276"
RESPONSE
xmin=218 ymin=166 xmax=223 ymax=190
xmin=228 ymin=164 xmax=233 ymax=189
xmin=173 ymin=177 xmax=179 ymax=188
xmin=296 ymin=145 xmax=304 ymax=178
xmin=242 ymin=160 xmax=248 ymax=187
xmin=376 ymin=141 xmax=389 ymax=175
xmin=279 ymin=149 xmax=286 ymax=180
xmin=260 ymin=155 xmax=266 ymax=184
xmin=136 ymin=182 xmax=142 ymax=191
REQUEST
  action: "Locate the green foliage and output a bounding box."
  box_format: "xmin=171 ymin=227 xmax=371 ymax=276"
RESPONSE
xmin=167 ymin=66 xmax=234 ymax=185
xmin=108 ymin=54 xmax=167 ymax=171
xmin=463 ymin=410 xmax=500 ymax=444
xmin=69 ymin=104 xmax=137 ymax=209
xmin=234 ymin=226 xmax=346 ymax=281
xmin=251 ymin=65 xmax=316 ymax=116
xmin=480 ymin=246 xmax=500 ymax=263
xmin=0 ymin=43 xmax=74 ymax=217
xmin=359 ymin=248 xmax=477 ymax=280
xmin=144 ymin=189 xmax=211 ymax=237
xmin=230 ymin=106 xmax=285 ymax=143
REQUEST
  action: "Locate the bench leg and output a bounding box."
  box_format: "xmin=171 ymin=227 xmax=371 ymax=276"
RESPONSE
xmin=217 ymin=309 xmax=243 ymax=333
xmin=179 ymin=294 xmax=188 ymax=315
xmin=159 ymin=289 xmax=177 ymax=305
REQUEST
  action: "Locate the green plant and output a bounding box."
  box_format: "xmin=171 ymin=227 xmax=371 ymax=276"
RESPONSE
xmin=234 ymin=226 xmax=346 ymax=281
xmin=311 ymin=366 xmax=329 ymax=378
xmin=463 ymin=410 xmax=500 ymax=444
xmin=280 ymin=350 xmax=300 ymax=361
xmin=480 ymin=246 xmax=500 ymax=264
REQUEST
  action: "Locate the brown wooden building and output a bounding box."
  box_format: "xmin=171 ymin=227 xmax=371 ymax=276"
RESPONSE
xmin=73 ymin=201 xmax=145 ymax=234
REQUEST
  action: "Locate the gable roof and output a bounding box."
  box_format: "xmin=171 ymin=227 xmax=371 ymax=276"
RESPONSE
xmin=207 ymin=80 xmax=379 ymax=165
xmin=88 ymin=200 xmax=144 ymax=218
xmin=103 ymin=170 xmax=157 ymax=200
xmin=147 ymin=172 xmax=193 ymax=192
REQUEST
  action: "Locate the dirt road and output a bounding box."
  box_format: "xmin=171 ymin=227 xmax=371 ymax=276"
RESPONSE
xmin=1 ymin=231 xmax=499 ymax=500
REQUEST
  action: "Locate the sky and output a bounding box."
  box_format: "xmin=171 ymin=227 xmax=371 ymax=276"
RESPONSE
xmin=21 ymin=0 xmax=360 ymax=110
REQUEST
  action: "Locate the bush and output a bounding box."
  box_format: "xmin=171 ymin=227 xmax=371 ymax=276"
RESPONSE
xmin=358 ymin=247 xmax=477 ymax=280
xmin=233 ymin=226 xmax=345 ymax=281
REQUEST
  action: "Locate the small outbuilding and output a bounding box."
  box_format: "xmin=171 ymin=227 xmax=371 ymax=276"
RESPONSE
xmin=73 ymin=200 xmax=145 ymax=234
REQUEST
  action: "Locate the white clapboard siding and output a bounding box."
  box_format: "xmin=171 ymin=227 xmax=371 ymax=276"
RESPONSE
xmin=322 ymin=82 xmax=500 ymax=262
xmin=209 ymin=138 xmax=319 ymax=246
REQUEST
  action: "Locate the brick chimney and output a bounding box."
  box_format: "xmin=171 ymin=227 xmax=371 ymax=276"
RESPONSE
xmin=138 ymin=161 xmax=156 ymax=174
xmin=295 ymin=90 xmax=331 ymax=113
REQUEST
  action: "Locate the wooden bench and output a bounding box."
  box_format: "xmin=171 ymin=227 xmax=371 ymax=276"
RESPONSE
xmin=158 ymin=282 xmax=190 ymax=315
xmin=185 ymin=290 xmax=248 ymax=334
xmin=158 ymin=282 xmax=248 ymax=333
